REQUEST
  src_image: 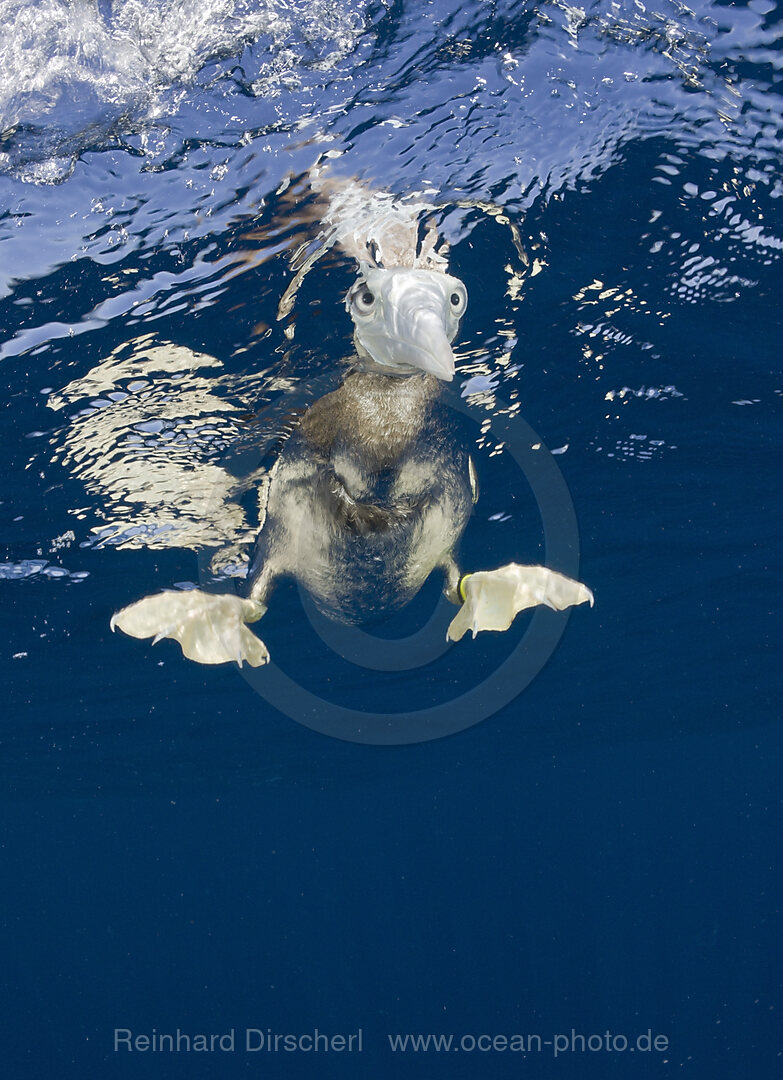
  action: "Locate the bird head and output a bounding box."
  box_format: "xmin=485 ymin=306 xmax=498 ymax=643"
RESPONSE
xmin=345 ymin=263 xmax=467 ymax=382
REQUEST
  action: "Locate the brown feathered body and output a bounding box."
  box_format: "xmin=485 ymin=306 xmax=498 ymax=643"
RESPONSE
xmin=245 ymin=370 xmax=472 ymax=624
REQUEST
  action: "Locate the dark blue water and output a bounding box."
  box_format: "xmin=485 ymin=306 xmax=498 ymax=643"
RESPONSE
xmin=1 ymin=0 xmax=781 ymax=1076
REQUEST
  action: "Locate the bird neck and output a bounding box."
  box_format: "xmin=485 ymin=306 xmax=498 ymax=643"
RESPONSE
xmin=337 ymin=370 xmax=441 ymax=469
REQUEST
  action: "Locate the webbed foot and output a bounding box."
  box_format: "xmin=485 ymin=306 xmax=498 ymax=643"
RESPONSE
xmin=111 ymin=590 xmax=269 ymax=667
xmin=447 ymin=563 xmax=593 ymax=642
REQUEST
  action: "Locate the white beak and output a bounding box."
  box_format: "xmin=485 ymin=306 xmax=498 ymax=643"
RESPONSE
xmin=379 ymin=305 xmax=455 ymax=382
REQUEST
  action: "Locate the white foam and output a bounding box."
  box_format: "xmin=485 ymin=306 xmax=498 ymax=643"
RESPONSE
xmin=0 ymin=0 xmax=367 ymax=177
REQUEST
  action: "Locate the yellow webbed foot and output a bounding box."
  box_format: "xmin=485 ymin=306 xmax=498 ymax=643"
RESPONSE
xmin=111 ymin=590 xmax=269 ymax=667
xmin=447 ymin=563 xmax=593 ymax=642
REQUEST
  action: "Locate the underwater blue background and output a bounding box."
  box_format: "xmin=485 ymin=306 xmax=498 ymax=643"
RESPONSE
xmin=1 ymin=0 xmax=781 ymax=1076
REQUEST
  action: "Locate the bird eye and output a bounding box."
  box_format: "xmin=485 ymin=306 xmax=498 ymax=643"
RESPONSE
xmin=352 ymin=286 xmax=376 ymax=315
xmin=449 ymin=286 xmax=467 ymax=316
